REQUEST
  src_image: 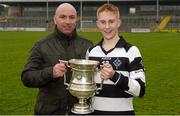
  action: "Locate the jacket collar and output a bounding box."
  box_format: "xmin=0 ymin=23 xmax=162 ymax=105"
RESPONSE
xmin=54 ymin=26 xmax=77 ymax=41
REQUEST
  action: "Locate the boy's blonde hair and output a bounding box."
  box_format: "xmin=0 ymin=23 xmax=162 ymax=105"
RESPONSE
xmin=96 ymin=3 xmax=120 ymax=18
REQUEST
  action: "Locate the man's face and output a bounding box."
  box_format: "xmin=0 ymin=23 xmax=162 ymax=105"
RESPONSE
xmin=96 ymin=11 xmax=121 ymax=40
xmin=54 ymin=7 xmax=77 ymax=35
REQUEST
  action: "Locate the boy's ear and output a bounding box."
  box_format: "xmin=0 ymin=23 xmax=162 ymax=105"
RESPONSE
xmin=96 ymin=20 xmax=100 ymax=28
xmin=118 ymin=19 xmax=122 ymax=27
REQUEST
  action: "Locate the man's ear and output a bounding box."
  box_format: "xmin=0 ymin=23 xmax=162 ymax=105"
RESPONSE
xmin=76 ymin=16 xmax=79 ymax=22
xmin=53 ymin=16 xmax=57 ymax=25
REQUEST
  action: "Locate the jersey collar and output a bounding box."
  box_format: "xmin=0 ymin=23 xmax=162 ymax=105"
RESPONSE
xmin=98 ymin=36 xmax=127 ymax=48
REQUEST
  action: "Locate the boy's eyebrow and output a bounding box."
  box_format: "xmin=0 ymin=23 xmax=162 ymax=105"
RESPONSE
xmin=98 ymin=19 xmax=116 ymax=21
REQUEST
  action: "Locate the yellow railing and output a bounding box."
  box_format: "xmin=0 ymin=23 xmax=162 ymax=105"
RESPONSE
xmin=151 ymin=16 xmax=172 ymax=32
xmin=158 ymin=16 xmax=172 ymax=30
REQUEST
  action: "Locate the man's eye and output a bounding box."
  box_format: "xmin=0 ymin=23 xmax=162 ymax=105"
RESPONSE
xmin=59 ymin=15 xmax=66 ymax=19
xmin=69 ymin=16 xmax=75 ymax=19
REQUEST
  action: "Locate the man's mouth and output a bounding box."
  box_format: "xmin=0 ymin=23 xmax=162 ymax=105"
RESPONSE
xmin=64 ymin=27 xmax=73 ymax=30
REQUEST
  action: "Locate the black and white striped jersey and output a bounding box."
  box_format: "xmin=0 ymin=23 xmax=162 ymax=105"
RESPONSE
xmin=86 ymin=36 xmax=146 ymax=113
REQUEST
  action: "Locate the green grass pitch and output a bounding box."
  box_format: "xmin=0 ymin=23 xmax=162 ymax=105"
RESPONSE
xmin=0 ymin=31 xmax=180 ymax=114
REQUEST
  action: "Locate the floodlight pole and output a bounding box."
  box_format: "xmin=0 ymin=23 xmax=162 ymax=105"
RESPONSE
xmin=0 ymin=4 xmax=9 ymax=16
xmin=156 ymin=0 xmax=159 ymax=22
xmin=46 ymin=0 xmax=49 ymax=31
xmin=80 ymin=0 xmax=82 ymax=31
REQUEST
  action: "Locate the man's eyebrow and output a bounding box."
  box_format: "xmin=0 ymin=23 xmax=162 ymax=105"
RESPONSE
xmin=69 ymin=15 xmax=76 ymax=16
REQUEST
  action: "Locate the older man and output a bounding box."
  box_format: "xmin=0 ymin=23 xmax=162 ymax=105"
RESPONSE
xmin=21 ymin=3 xmax=93 ymax=115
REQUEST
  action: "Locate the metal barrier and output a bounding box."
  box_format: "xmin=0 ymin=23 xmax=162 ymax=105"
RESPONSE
xmin=0 ymin=16 xmax=180 ymax=32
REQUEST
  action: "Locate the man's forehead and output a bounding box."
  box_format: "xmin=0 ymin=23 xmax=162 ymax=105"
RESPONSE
xmin=58 ymin=10 xmax=76 ymax=16
xmin=55 ymin=3 xmax=76 ymax=16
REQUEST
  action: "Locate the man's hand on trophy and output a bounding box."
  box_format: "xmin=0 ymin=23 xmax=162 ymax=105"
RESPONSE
xmin=53 ymin=63 xmax=67 ymax=78
xmin=101 ymin=63 xmax=115 ymax=80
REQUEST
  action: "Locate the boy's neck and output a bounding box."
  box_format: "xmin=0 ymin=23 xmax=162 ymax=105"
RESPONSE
xmin=102 ymin=34 xmax=120 ymax=51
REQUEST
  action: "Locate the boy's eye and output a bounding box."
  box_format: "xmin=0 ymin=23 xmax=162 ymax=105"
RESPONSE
xmin=109 ymin=20 xmax=114 ymax=24
xmin=100 ymin=20 xmax=105 ymax=24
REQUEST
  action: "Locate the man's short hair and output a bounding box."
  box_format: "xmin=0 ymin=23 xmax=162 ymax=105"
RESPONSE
xmin=96 ymin=3 xmax=120 ymax=18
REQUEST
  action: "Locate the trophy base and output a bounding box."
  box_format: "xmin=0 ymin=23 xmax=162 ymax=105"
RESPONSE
xmin=71 ymin=102 xmax=94 ymax=114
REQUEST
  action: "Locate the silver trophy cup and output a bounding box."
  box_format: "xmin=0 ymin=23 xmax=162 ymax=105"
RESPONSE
xmin=60 ymin=59 xmax=103 ymax=114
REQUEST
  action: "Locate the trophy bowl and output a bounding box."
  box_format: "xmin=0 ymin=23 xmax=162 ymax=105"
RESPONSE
xmin=60 ymin=59 xmax=102 ymax=114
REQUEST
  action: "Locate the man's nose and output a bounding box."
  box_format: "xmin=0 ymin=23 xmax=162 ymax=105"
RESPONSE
xmin=65 ymin=18 xmax=71 ymax=23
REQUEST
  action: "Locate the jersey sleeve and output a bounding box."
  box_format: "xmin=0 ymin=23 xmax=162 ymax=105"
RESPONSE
xmin=110 ymin=46 xmax=146 ymax=97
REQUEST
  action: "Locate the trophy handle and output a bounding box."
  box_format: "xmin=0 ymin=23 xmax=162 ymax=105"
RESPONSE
xmin=95 ymin=61 xmax=110 ymax=94
xmin=59 ymin=60 xmax=70 ymax=87
xmin=63 ymin=73 xmax=69 ymax=87
xmin=59 ymin=60 xmax=70 ymax=68
xmin=96 ymin=79 xmax=104 ymax=94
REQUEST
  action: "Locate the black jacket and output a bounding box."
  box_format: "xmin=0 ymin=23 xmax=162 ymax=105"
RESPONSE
xmin=21 ymin=27 xmax=93 ymax=114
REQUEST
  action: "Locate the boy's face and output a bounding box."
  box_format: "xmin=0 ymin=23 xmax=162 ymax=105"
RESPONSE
xmin=96 ymin=11 xmax=121 ymax=40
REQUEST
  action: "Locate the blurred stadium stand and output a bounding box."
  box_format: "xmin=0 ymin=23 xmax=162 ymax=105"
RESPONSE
xmin=0 ymin=0 xmax=179 ymax=32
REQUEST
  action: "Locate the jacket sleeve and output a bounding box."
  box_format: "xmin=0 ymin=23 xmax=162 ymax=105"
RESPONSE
xmin=110 ymin=46 xmax=146 ymax=97
xmin=82 ymin=40 xmax=93 ymax=59
xmin=21 ymin=43 xmax=53 ymax=88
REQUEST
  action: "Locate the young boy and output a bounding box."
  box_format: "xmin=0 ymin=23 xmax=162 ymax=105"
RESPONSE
xmin=86 ymin=3 xmax=146 ymax=115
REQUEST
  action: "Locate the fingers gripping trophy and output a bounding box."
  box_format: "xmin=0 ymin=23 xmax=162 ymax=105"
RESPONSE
xmin=60 ymin=59 xmax=104 ymax=114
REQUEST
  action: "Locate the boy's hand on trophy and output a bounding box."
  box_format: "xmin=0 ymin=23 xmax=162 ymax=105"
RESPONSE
xmin=101 ymin=63 xmax=115 ymax=80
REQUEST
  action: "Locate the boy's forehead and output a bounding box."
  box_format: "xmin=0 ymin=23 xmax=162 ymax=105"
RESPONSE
xmin=99 ymin=10 xmax=117 ymax=16
xmin=98 ymin=11 xmax=118 ymax=19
